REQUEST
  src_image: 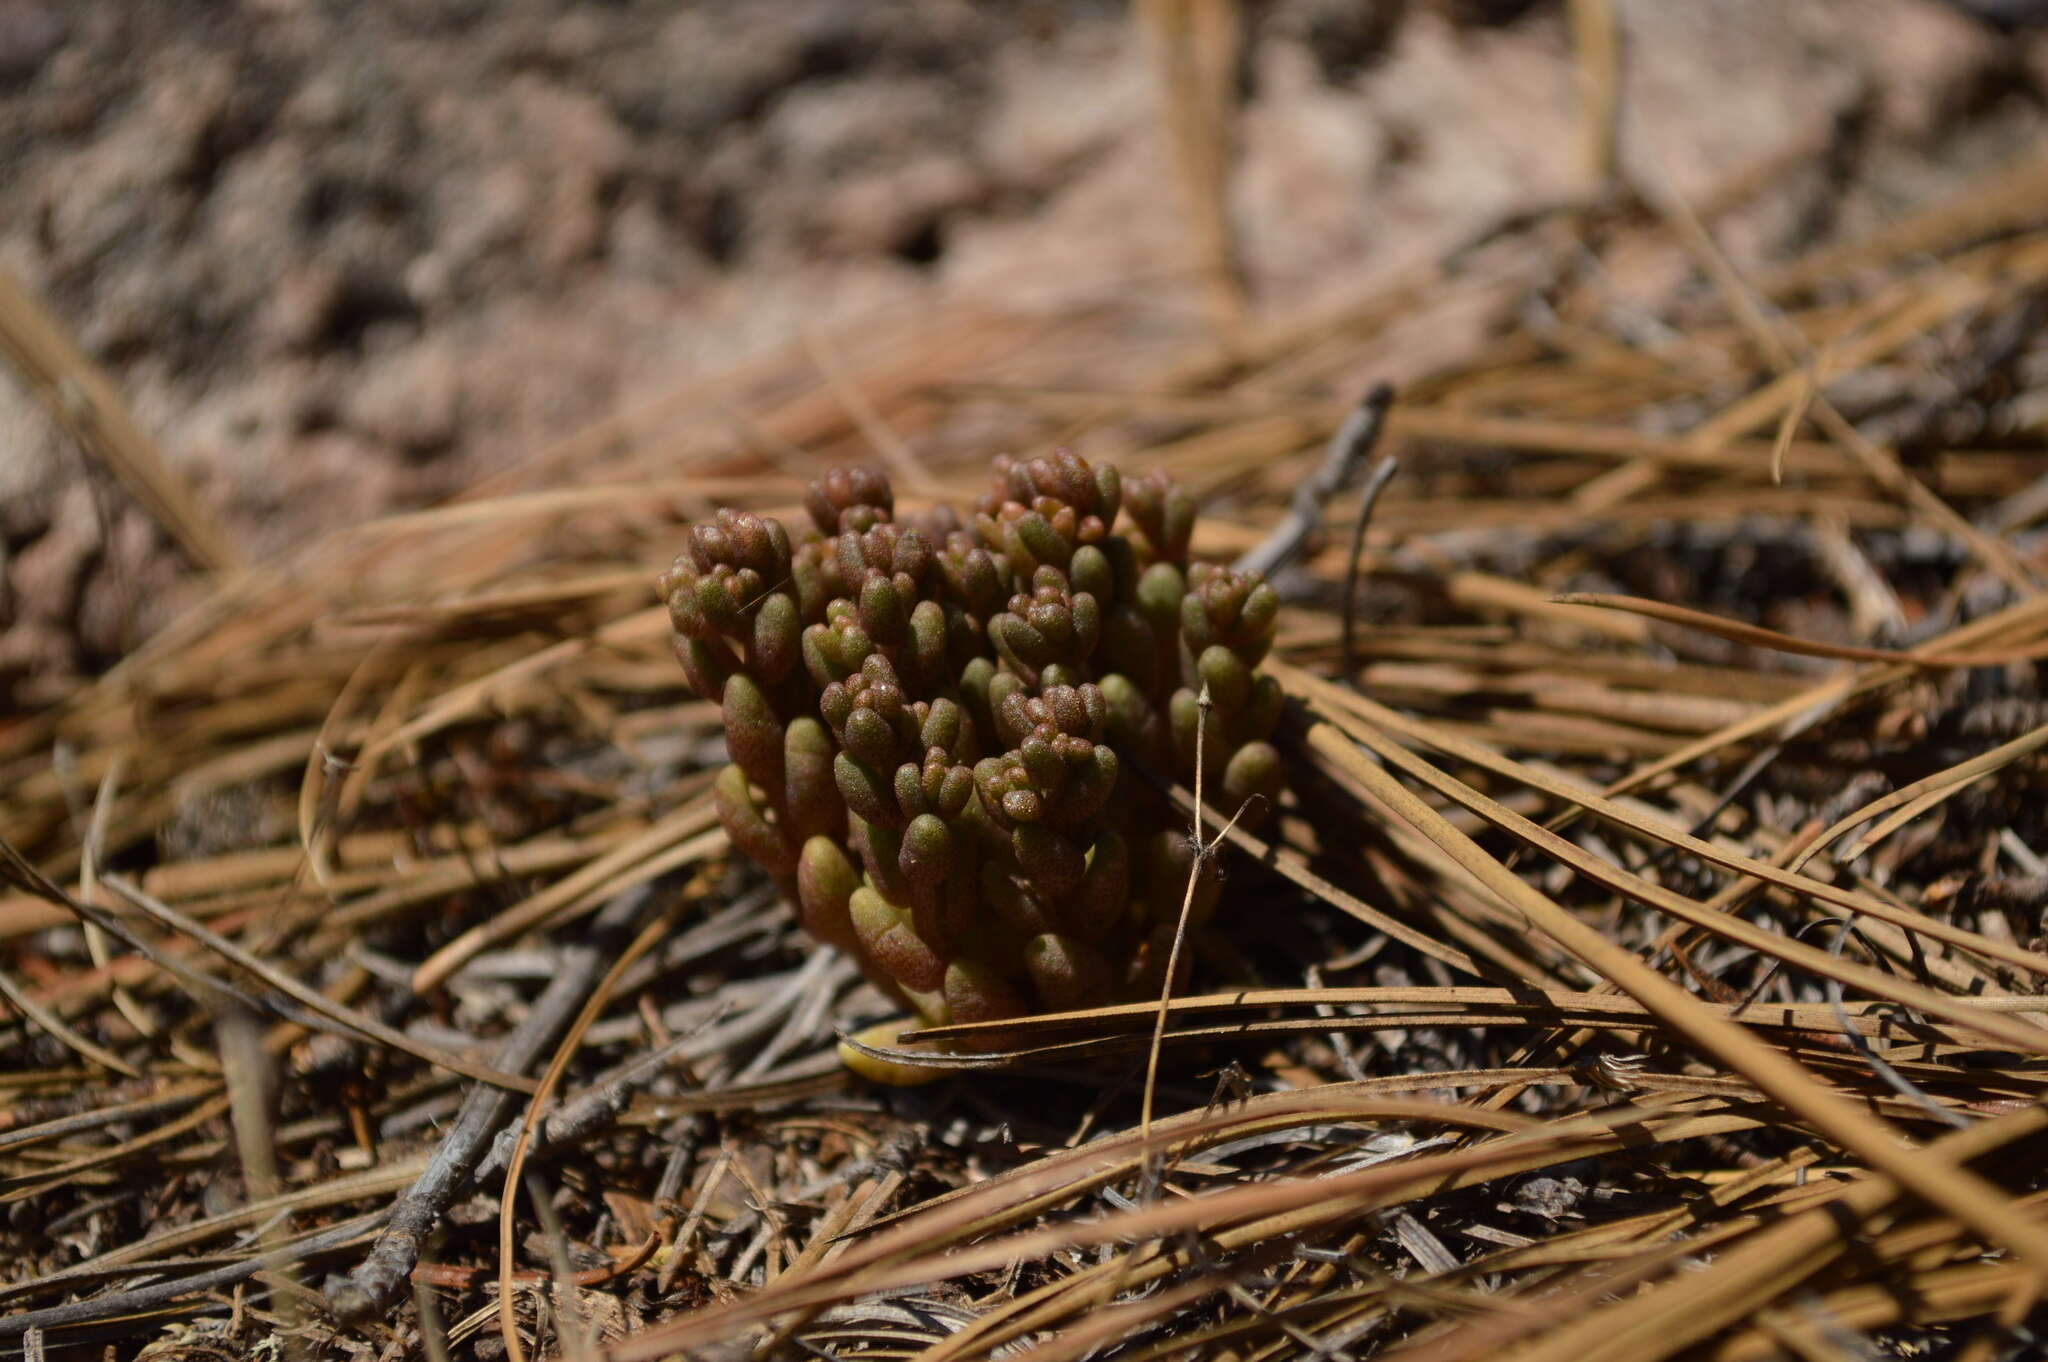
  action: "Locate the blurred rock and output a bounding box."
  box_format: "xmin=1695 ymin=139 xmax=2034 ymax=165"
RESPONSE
xmin=344 ymin=339 xmax=463 ymax=456
xmin=0 ymin=0 xmax=66 ymax=83
xmin=1944 ymin=0 xmax=2048 ymax=24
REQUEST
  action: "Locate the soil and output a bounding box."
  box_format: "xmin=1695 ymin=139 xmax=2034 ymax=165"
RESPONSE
xmin=1 ymin=0 xmax=2044 ymax=702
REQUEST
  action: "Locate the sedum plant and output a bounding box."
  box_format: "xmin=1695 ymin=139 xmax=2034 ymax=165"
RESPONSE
xmin=660 ymin=453 xmax=1284 ymax=1046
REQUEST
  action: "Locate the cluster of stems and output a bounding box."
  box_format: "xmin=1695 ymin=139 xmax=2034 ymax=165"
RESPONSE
xmin=660 ymin=453 xmax=1284 ymax=1032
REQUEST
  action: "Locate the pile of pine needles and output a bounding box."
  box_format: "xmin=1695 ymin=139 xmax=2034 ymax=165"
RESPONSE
xmin=6 ymin=130 xmax=2048 ymax=1362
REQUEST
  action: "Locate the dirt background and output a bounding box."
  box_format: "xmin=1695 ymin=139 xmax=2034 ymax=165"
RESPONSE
xmin=2 ymin=0 xmax=2046 ymax=700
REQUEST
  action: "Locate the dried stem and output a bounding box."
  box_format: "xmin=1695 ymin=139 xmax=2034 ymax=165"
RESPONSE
xmin=327 ymin=881 xmax=664 ymax=1325
xmin=1235 ymin=383 xmax=1394 ymax=579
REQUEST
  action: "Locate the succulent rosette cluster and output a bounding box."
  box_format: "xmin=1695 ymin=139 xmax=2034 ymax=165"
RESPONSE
xmin=660 ymin=453 xmax=1284 ymax=1035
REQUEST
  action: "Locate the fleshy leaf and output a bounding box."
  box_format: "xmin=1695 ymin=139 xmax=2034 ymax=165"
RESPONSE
xmin=713 ymin=764 xmax=793 ymax=878
xmin=796 ymin=836 xmax=861 ymax=952
xmin=850 ymin=885 xmax=945 ymax=992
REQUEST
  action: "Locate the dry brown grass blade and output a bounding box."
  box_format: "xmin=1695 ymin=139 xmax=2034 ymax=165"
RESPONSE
xmin=1379 ymin=405 xmax=2014 ymax=482
xmin=99 ymin=874 xmax=541 ymax=1093
xmin=1143 ymin=682 xmax=1242 ymax=1144
xmin=1309 ymin=719 xmax=2048 ymax=1050
xmin=993 ymin=1271 xmax=1237 ymax=1362
xmin=1297 ymin=718 xmax=2048 ymax=1268
xmin=1687 ymin=235 xmax=2048 ymax=455
xmin=1 ymin=1094 xmax=234 ymax=1203
xmin=1796 ymin=719 xmax=2048 ymax=871
xmin=1286 ymin=664 xmax=2048 ymax=992
xmin=842 ymin=1068 xmax=1568 ymax=1240
xmin=0 ymin=269 xmax=243 ymax=574
xmin=910 ymin=1105 xmax=1791 ymax=1362
xmin=1584 ymin=590 xmax=2048 ymax=813
xmin=409 ymin=808 xmax=722 ymax=994
xmin=0 ymin=1158 xmax=425 ymax=1307
xmin=1550 ymin=591 xmax=2048 ymax=666
xmin=1484 ymin=1102 xmax=2048 ymax=1362
xmin=1708 ymin=1260 xmax=2038 ymax=1361
xmin=311 ymin=824 xmax=653 ymax=938
xmin=0 ymin=959 xmax=140 ymax=1078
xmin=1160 ymin=775 xmax=1485 ymax=976
xmin=1636 ymin=151 xmax=2038 ymax=593
xmin=353 ymin=605 xmax=667 ymax=772
xmin=1568 ymin=0 xmax=1620 ymax=191
xmin=1140 ymin=0 xmax=1247 ymax=338
xmin=607 ymin=1096 xmax=1789 ymax=1361
xmin=215 ymin=1006 xmax=306 ymax=1341
xmin=801 ymin=328 xmax=943 ymax=499
xmin=1757 ymin=146 xmax=2048 ymax=297
xmin=904 ymin=985 xmax=2042 ymax=1052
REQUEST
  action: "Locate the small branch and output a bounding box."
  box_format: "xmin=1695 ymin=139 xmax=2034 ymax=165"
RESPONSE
xmin=326 ymin=881 xmax=662 ymax=1326
xmin=1139 ymin=685 xmax=1257 ymax=1153
xmin=1338 ymin=453 xmax=1402 ymax=684
xmin=0 ymin=1211 xmax=388 ymax=1342
xmin=1234 ymin=383 xmax=1394 ymax=579
xmin=1824 ymin=915 xmax=1969 ymax=1130
xmin=470 ymin=995 xmax=748 ymax=1182
xmin=492 ymin=886 xmax=684 ymax=1362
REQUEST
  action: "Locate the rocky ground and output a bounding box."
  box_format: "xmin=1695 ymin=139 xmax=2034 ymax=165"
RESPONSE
xmin=1 ymin=0 xmax=2044 ymax=700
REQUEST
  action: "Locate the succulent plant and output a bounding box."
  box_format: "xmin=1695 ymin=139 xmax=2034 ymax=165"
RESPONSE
xmin=661 ymin=452 xmax=1286 ymax=1057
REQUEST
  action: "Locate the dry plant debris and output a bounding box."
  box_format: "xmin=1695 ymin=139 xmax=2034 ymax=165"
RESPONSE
xmin=6 ymin=141 xmax=2048 ymax=1362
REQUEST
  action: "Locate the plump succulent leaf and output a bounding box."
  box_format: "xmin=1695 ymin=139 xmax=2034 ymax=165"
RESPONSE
xmin=796 ymin=836 xmax=862 ymax=952
xmin=837 ymin=1018 xmax=949 ymax=1087
xmin=850 ymin=886 xmax=945 ymax=992
xmin=713 ymin=764 xmax=794 ymax=879
xmin=835 ymin=753 xmax=904 ymax=831
xmin=749 ymin=590 xmax=802 ymax=683
xmin=943 ymin=958 xmax=1026 ymax=1036
xmin=721 ymin=673 xmax=785 ymax=794
xmin=898 ymin=813 xmax=955 ymax=900
xmin=668 ymin=453 xmax=1291 ymax=1061
xmin=1070 ymin=829 xmax=1129 ymax=940
xmin=1024 ymin=933 xmax=1113 ymax=1011
xmin=1222 ymin=740 xmax=1285 ymax=820
xmin=782 ymin=718 xmax=843 ymax=844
